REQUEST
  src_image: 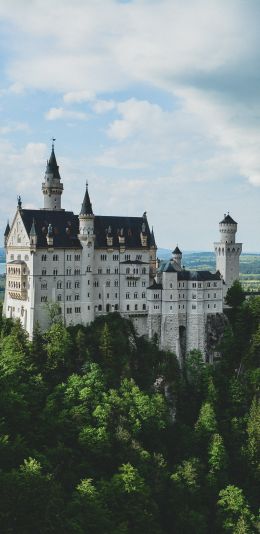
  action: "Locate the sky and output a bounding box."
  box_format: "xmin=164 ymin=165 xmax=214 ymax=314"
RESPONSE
xmin=0 ymin=0 xmax=260 ymax=251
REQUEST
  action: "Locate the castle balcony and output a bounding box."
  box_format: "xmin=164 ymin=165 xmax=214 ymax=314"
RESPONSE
xmin=126 ymin=274 xmax=140 ymax=280
xmin=6 ymin=260 xmax=28 ymax=300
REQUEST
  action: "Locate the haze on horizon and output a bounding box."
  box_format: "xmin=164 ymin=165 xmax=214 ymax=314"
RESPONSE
xmin=0 ymin=0 xmax=260 ymax=251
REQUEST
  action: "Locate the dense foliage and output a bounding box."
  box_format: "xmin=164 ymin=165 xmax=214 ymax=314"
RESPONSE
xmin=0 ymin=295 xmax=259 ymax=533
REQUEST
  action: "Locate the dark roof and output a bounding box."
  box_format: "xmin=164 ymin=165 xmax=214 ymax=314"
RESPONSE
xmin=4 ymin=222 xmax=10 ymax=236
xmin=45 ymin=146 xmax=61 ymax=181
xmin=158 ymin=260 xmax=178 ymax=273
xmin=18 ymin=210 xmax=154 ymax=250
xmin=94 ymin=215 xmax=154 ymax=249
xmin=148 ymin=280 xmax=163 ymax=290
xmin=150 ymin=227 xmax=156 ymax=247
xmin=80 ymin=184 xmax=93 ymax=215
xmin=120 ymin=260 xmax=149 ymax=265
xmin=20 ymin=209 xmax=81 ymax=249
xmin=173 ymin=245 xmax=182 ymax=255
xmin=177 ymin=270 xmax=222 ymax=281
xmin=220 ymin=214 xmax=237 ymax=225
xmin=8 ymin=260 xmax=26 ymax=265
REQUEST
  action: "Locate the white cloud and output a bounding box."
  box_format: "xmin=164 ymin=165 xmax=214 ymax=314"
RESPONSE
xmin=0 ymin=122 xmax=29 ymax=135
xmin=63 ymin=90 xmax=95 ymax=104
xmin=92 ymin=99 xmax=115 ymax=114
xmin=45 ymin=107 xmax=88 ymax=121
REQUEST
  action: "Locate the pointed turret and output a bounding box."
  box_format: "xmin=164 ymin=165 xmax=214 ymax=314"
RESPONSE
xmin=42 ymin=140 xmax=64 ymax=211
xmin=80 ymin=182 xmax=93 ymax=216
xmin=30 ymin=218 xmax=37 ymax=248
xmin=150 ymin=227 xmax=156 ymax=247
xmin=4 ymin=221 xmax=10 ymax=247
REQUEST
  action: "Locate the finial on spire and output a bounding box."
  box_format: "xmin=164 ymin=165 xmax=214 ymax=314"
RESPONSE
xmin=17 ymin=195 xmax=22 ymax=210
xmin=52 ymin=138 xmax=56 ymax=150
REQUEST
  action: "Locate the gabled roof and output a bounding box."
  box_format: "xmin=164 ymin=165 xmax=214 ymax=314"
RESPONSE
xmin=158 ymin=260 xmax=178 ymax=273
xmin=220 ymin=214 xmax=237 ymax=225
xmin=20 ymin=209 xmax=81 ymax=249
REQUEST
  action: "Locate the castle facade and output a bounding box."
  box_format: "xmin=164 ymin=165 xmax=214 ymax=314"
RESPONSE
xmin=3 ymin=145 xmax=242 ymax=361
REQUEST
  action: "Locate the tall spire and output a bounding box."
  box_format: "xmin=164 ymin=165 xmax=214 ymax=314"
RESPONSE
xmin=4 ymin=220 xmax=10 ymax=237
xmin=80 ymin=182 xmax=93 ymax=216
xmin=42 ymin=140 xmax=64 ymax=210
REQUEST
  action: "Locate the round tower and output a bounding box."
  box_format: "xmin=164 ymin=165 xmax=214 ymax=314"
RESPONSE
xmin=172 ymin=245 xmax=182 ymax=268
xmin=78 ymin=182 xmax=95 ymax=323
xmin=214 ymin=213 xmax=242 ymax=297
xmin=42 ymin=141 xmax=64 ymax=210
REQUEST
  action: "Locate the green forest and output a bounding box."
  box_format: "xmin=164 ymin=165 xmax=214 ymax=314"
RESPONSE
xmin=0 ymin=287 xmax=259 ymax=533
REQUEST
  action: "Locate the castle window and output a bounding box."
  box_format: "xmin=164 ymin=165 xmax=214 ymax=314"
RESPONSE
xmin=42 ymin=269 xmax=46 ymax=275
xmin=41 ymin=282 xmax=47 ymax=290
xmin=57 ymin=281 xmax=62 ymax=289
xmin=126 ymin=293 xmax=130 ymax=299
xmin=207 ymin=282 xmax=211 ymax=287
xmin=198 ymin=283 xmax=202 ymax=288
xmin=41 ymin=255 xmax=47 ymax=262
xmin=214 ymin=304 xmax=216 ymax=308
xmin=53 ymin=269 xmax=58 ymax=276
xmin=75 ymin=254 xmax=80 ymax=261
xmin=143 ymin=304 xmax=146 ymax=310
xmin=179 ymin=305 xmax=180 ymax=309
xmin=114 ymin=280 xmax=119 ymax=287
xmin=192 ymin=283 xmax=196 ymax=288
xmin=99 ymin=293 xmax=101 ymax=299
xmin=208 ymin=304 xmax=210 ymax=308
xmin=66 ymin=268 xmax=71 ymax=275
xmin=142 ymin=292 xmax=145 ymax=298
xmin=98 ymin=305 xmax=102 ymax=311
xmin=41 ymin=296 xmax=48 ymax=302
xmin=106 ymin=281 xmax=110 ymax=287
xmin=75 ymin=294 xmax=80 ymax=300
xmin=214 ymin=293 xmax=217 ymax=298
xmin=86 ymin=266 xmax=91 ymax=272
xmin=57 ymin=295 xmax=62 ymax=301
xmin=126 ymin=304 xmax=130 ymax=311
xmin=98 ymin=268 xmax=102 ymax=274
xmin=142 ymin=281 xmax=146 ymax=287
xmin=208 ymin=293 xmax=210 ymax=298
xmin=53 ymin=254 xmax=58 ymax=261
xmin=94 ymin=281 xmax=99 ymax=287
xmin=170 ymin=283 xmax=173 ymax=288
xmin=125 ymin=254 xmax=130 ymax=260
xmin=170 ymin=306 xmax=173 ymax=310
xmin=67 ymin=281 xmax=71 ymax=289
xmin=75 ymin=269 xmax=80 ymax=275
xmin=115 ymin=268 xmax=119 ymax=274
xmin=126 ymin=268 xmax=130 ymax=274
xmin=134 ymin=292 xmax=138 ymax=299
xmin=75 ymin=307 xmax=81 ymax=313
xmin=213 ymin=282 xmax=217 ymax=287
xmin=113 ymin=254 xmax=119 ymax=261
xmin=135 ymin=304 xmax=138 ymax=310
xmin=88 ymin=280 xmax=90 ymax=285
xmin=88 ymin=293 xmax=90 ymax=297
xmin=101 ymin=254 xmax=107 ymax=261
xmin=75 ymin=281 xmax=80 ymax=288
xmin=66 ymin=295 xmax=72 ymax=301
xmin=192 ymin=294 xmax=196 ymax=299
xmin=115 ymin=304 xmax=119 ymax=311
xmin=67 ymin=254 xmax=72 ymax=261
xmin=192 ymin=304 xmax=196 ymax=310
xmin=170 ymin=294 xmax=173 ymax=299
xmin=107 ymin=293 xmax=109 ymax=299
xmin=115 ymin=293 xmax=118 ymax=298
xmin=136 ymin=254 xmax=142 ymax=260
xmin=106 ymin=268 xmax=110 ymax=274
xmin=66 ymin=308 xmax=72 ymax=314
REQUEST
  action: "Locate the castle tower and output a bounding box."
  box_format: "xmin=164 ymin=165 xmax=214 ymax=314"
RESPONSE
xmin=42 ymin=141 xmax=64 ymax=210
xmin=172 ymin=245 xmax=182 ymax=269
xmin=214 ymin=213 xmax=242 ymax=296
xmin=78 ymin=182 xmax=95 ymax=323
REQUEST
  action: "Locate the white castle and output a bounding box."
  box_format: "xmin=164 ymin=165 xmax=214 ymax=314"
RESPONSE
xmin=3 ymin=145 xmax=242 ymax=362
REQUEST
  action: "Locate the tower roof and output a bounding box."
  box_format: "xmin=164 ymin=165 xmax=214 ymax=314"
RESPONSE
xmin=29 ymin=218 xmax=37 ymax=236
xmin=45 ymin=144 xmax=61 ymax=180
xmin=4 ymin=221 xmax=10 ymax=237
xmin=220 ymin=213 xmax=237 ymax=225
xmin=173 ymin=245 xmax=182 ymax=255
xmin=80 ymin=183 xmax=93 ymax=216
xmin=150 ymin=227 xmax=156 ymax=247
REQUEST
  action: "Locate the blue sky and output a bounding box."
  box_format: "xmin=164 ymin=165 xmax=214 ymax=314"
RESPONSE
xmin=0 ymin=0 xmax=260 ymax=251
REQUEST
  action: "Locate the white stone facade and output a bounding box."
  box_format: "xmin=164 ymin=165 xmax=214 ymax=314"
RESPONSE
xmin=3 ymin=147 xmax=241 ymax=362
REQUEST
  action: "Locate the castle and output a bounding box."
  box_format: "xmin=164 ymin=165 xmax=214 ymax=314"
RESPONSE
xmin=3 ymin=144 xmax=242 ymax=362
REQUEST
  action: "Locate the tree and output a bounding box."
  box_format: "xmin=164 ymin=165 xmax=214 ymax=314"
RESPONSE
xmin=217 ymin=485 xmax=256 ymax=533
xmin=225 ymin=280 xmax=245 ymax=308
